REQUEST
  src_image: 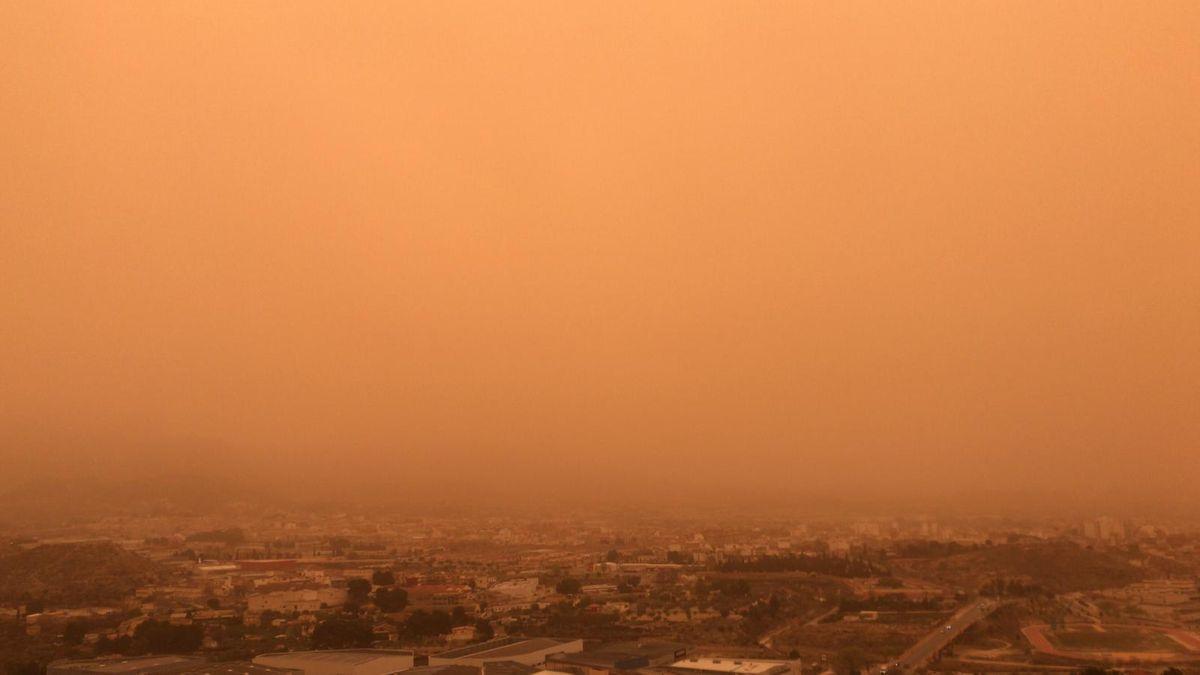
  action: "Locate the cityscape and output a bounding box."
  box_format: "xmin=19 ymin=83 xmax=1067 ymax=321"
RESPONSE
xmin=4 ymin=503 xmax=1200 ymax=674
xmin=2 ymin=2 xmax=1197 ymax=675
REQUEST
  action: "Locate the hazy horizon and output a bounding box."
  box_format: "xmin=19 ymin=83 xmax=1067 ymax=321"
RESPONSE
xmin=3 ymin=2 xmax=1198 ymax=516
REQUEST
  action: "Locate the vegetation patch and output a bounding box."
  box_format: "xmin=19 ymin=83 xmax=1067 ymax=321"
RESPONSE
xmin=1047 ymin=626 xmax=1185 ymax=653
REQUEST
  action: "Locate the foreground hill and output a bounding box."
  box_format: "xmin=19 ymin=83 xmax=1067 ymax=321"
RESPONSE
xmin=0 ymin=542 xmax=166 ymax=606
xmin=893 ymin=540 xmax=1144 ymax=593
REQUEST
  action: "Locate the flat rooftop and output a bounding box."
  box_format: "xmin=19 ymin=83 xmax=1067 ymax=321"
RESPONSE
xmin=182 ymin=664 xmax=298 ymax=675
xmin=671 ymin=659 xmax=790 ymax=674
xmin=51 ymin=657 xmax=202 ymax=674
xmin=436 ymin=638 xmax=575 ymax=660
xmin=256 ymin=651 xmax=413 ymax=665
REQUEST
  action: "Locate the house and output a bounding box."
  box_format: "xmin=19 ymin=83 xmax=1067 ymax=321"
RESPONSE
xmin=448 ymin=625 xmax=478 ymax=644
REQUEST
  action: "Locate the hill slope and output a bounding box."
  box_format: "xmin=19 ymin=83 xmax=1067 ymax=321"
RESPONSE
xmin=893 ymin=541 xmax=1143 ymax=593
xmin=0 ymin=542 xmax=166 ymax=606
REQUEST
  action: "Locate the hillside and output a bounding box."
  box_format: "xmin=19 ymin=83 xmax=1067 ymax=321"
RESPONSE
xmin=0 ymin=542 xmax=166 ymax=606
xmin=0 ymin=473 xmax=270 ymax=527
xmin=892 ymin=541 xmax=1144 ymax=593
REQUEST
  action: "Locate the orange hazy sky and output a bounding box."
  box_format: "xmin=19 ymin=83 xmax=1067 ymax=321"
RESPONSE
xmin=2 ymin=2 xmax=1197 ymax=506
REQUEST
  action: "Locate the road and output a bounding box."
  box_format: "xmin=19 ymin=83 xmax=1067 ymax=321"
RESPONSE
xmin=758 ymin=605 xmax=840 ymax=650
xmin=893 ymin=600 xmax=997 ymax=672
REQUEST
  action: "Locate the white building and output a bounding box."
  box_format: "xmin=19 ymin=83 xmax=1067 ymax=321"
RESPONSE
xmin=247 ymin=588 xmax=348 ymax=613
xmin=487 ymin=578 xmax=539 ymax=600
xmin=669 ymin=658 xmax=801 ymax=675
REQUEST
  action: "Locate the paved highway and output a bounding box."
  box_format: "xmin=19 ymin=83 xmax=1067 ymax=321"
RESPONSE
xmin=891 ymin=600 xmax=997 ymax=672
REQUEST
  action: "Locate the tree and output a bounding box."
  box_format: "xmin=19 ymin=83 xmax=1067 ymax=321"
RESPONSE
xmin=312 ymin=617 xmax=374 ymax=649
xmin=206 ymin=598 xmax=221 ymax=609
xmin=401 ymin=610 xmax=455 ymax=639
xmin=556 ymin=578 xmax=582 ymax=595
xmin=96 ymin=635 xmax=132 ymax=655
xmin=132 ymin=619 xmax=203 ymax=653
xmin=768 ymin=593 xmax=781 ymax=617
xmin=605 ymin=549 xmax=620 ymax=563
xmin=712 ymin=579 xmax=750 ymax=597
xmin=4 ymin=662 xmax=44 ymax=675
xmin=833 ymin=647 xmax=868 ymax=675
xmin=63 ymin=620 xmax=88 ymax=645
xmin=374 ymin=587 xmax=408 ymax=613
xmin=474 ymin=619 xmax=495 ymax=641
xmin=372 ymin=569 xmax=396 ymax=586
xmin=346 ymin=578 xmax=372 ymax=605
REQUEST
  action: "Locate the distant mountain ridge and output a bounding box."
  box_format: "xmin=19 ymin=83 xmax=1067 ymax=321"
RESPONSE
xmin=0 ymin=472 xmax=275 ymax=528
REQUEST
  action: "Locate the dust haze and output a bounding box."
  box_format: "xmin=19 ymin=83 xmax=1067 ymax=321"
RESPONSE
xmin=2 ymin=2 xmax=1198 ymax=516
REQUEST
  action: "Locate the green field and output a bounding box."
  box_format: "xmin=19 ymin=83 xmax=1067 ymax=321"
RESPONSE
xmin=1048 ymin=626 xmax=1184 ymax=653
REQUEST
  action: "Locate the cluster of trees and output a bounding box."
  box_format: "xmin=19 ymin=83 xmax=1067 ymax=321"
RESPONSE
xmin=312 ymin=617 xmax=373 ymax=649
xmin=95 ymin=620 xmax=203 ymax=655
xmin=3 ymin=661 xmax=43 ymax=675
xmin=63 ymin=620 xmax=90 ymax=645
xmin=373 ymin=587 xmax=408 ymax=612
xmin=615 ymin=576 xmax=641 ymax=593
xmin=832 ymin=646 xmax=869 ymax=675
xmin=555 ymin=578 xmax=582 ymax=595
xmin=345 ymin=570 xmax=408 ymax=612
xmin=312 ymin=607 xmax=490 ymax=648
xmin=695 ymin=578 xmax=751 ymax=597
xmin=892 ymin=540 xmax=975 ymax=558
xmin=401 ymin=607 xmax=470 ymax=639
xmin=717 ymin=553 xmax=883 ymax=577
xmin=0 ymin=617 xmax=43 ymax=675
xmin=346 ymin=579 xmax=373 ymax=606
xmin=739 ymin=594 xmax=787 ymax=637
